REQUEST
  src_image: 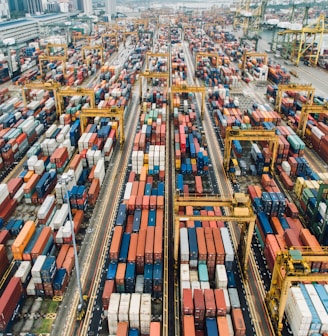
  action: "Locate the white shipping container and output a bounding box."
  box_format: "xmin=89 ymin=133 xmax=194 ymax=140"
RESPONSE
xmin=15 ymin=261 xmax=31 ymax=283
xmin=31 ymin=255 xmax=47 ymax=278
xmin=140 ymin=294 xmax=151 ymax=335
xmin=220 ymin=228 xmax=234 ymax=262
xmin=190 ymin=270 xmax=198 ymax=282
xmin=118 ymin=293 xmax=130 ymax=322
xmin=135 ymin=275 xmax=144 ymax=293
xmin=55 ymin=227 xmax=64 ymax=244
xmin=13 ymin=183 xmax=25 ymax=203
xmin=191 ymin=281 xmax=201 ymax=296
xmin=228 ymin=288 xmax=241 ymax=309
xmin=180 ymin=228 xmax=189 ymax=263
xmin=108 ymin=293 xmax=120 ymax=334
xmin=26 ymin=278 xmax=36 ymax=296
xmin=305 ymin=284 xmax=328 ymax=332
xmin=129 ymin=293 xmax=141 ymax=329
xmin=46 ymin=124 xmax=57 ymax=138
xmin=226 ymin=314 xmax=234 ymax=336
xmin=51 ymin=204 xmax=69 ymax=230
xmin=223 ymin=288 xmax=231 ymax=314
xmin=0 ymin=184 xmax=9 ymax=204
xmin=37 ymin=195 xmax=55 ymax=220
xmin=200 ymin=281 xmax=210 ymax=290
xmin=180 ymin=264 xmax=190 ymax=282
xmin=215 ymin=265 xmax=228 ymax=289
xmin=123 ymin=182 xmax=133 ymax=200
xmin=94 ymin=159 xmax=105 ymax=185
xmin=285 ymin=286 xmax=311 ymax=336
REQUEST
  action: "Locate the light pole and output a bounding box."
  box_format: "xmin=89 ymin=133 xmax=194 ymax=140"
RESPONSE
xmin=59 ymin=175 xmax=84 ymax=312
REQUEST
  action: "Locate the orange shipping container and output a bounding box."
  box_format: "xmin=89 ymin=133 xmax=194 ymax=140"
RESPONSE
xmin=116 ymin=322 xmax=128 ymax=336
xmin=145 ymin=226 xmax=155 ymax=264
xmin=183 ymin=315 xmax=196 ymax=336
xmin=217 ymin=316 xmax=230 ymax=335
xmin=73 ymin=210 xmax=84 ymax=233
xmin=115 ymin=263 xmax=126 ymax=286
xmin=154 ymin=226 xmax=163 ymax=262
xmin=56 ymin=244 xmax=70 ymax=268
xmin=156 ymin=209 xmax=164 ymax=227
xmin=150 ymin=322 xmax=161 ymax=336
xmin=23 ymin=170 xmax=34 ymax=183
xmin=232 ymin=308 xmax=246 ymax=336
xmin=102 ymin=279 xmax=115 ymax=310
xmin=31 ymin=227 xmax=52 ymax=260
xmin=196 ymin=228 xmax=207 ymax=262
xmin=62 ymin=247 xmax=75 ymax=274
xmin=136 ymin=229 xmax=146 ymax=273
xmin=127 ymin=233 xmax=138 ymax=263
xmin=23 ymin=174 xmax=40 ymax=194
xmin=109 ymin=226 xmax=123 ymax=262
xmin=12 ymin=221 xmax=36 ymax=259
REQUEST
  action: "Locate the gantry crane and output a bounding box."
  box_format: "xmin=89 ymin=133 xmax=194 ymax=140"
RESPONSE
xmin=240 ymin=51 xmax=268 ymax=71
xmin=56 ymin=87 xmax=95 ymax=116
xmin=277 ymin=14 xmax=328 ymax=66
xmin=101 ymin=33 xmax=118 ymax=50
xmin=195 ymin=52 xmax=221 ymax=69
xmin=171 ymin=85 xmax=206 ymax=118
xmin=73 ymin=34 xmax=94 ymax=46
xmin=223 ymin=128 xmax=279 ymax=173
xmin=145 ymin=52 xmax=170 ymax=70
xmin=39 ymin=54 xmax=68 ymax=78
xmin=139 ymin=71 xmax=170 ymax=103
xmin=174 ymin=193 xmax=256 ymax=277
xmin=274 ymin=83 xmax=314 ymax=113
xmin=80 ymin=107 xmax=125 ymax=147
xmin=266 ymin=248 xmax=328 ymax=336
xmin=22 ymin=80 xmax=61 ymax=107
xmin=45 ymin=43 xmax=68 ymax=57
xmin=298 ymin=102 xmax=328 ymax=138
xmin=122 ymin=31 xmax=138 ymax=44
xmin=81 ymin=46 xmax=104 ymax=64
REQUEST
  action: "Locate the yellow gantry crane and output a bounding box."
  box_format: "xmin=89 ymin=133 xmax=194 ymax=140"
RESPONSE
xmin=139 ymin=71 xmax=170 ymax=103
xmin=122 ymin=31 xmax=138 ymax=44
xmin=277 ymin=14 xmax=328 ymax=66
xmin=101 ymin=33 xmax=118 ymax=50
xmin=80 ymin=107 xmax=125 ymax=147
xmin=56 ymin=87 xmax=95 ymax=116
xmin=145 ymin=52 xmax=170 ymax=70
xmin=223 ymin=128 xmax=279 ymax=173
xmin=171 ymin=85 xmax=206 ymax=118
xmin=266 ymin=247 xmax=328 ymax=336
xmin=298 ymin=102 xmax=328 ymax=138
xmin=81 ymin=45 xmax=104 ymax=64
xmin=39 ymin=55 xmax=67 ymax=78
xmin=21 ymin=80 xmax=61 ymax=107
xmin=45 ymin=43 xmax=68 ymax=57
xmin=274 ymin=83 xmax=315 ymax=113
xmin=195 ymin=52 xmax=221 ymax=68
xmin=174 ymin=193 xmax=256 ymax=277
xmin=240 ymin=51 xmax=268 ymax=71
xmin=73 ymin=34 xmax=94 ymax=46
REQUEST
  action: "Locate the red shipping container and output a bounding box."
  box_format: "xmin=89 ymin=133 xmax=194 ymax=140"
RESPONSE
xmin=284 ymin=228 xmax=303 ymax=248
xmin=183 ymin=289 xmax=194 ymax=315
xmin=127 ymin=233 xmax=138 ymax=263
xmin=204 ymin=289 xmax=216 ymax=317
xmin=232 ymin=308 xmax=246 ymax=336
xmin=116 ymin=321 xmax=128 ymax=336
xmin=7 ymin=178 xmax=23 ymax=198
xmin=194 ymin=289 xmax=205 ymax=327
xmin=214 ymin=289 xmax=227 ymax=316
xmin=102 ymin=280 xmax=115 ymax=310
xmin=196 ymin=228 xmax=207 ymax=263
xmin=109 ymin=226 xmax=123 ymax=262
xmin=0 ymin=277 xmax=23 ymax=331
xmin=145 ymin=226 xmax=155 ymax=264
xmin=136 ymin=229 xmax=146 ymax=274
xmin=0 ymin=245 xmax=9 ymax=279
xmin=0 ymin=230 xmax=10 ymax=245
xmin=154 ymin=226 xmax=163 ymax=263
xmin=56 ymin=244 xmax=70 ymax=269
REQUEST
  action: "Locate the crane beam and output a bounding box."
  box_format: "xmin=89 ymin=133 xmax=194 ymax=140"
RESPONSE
xmin=171 ymin=85 xmax=206 ymax=118
xmin=298 ymin=103 xmax=328 ymax=138
xmin=80 ymin=107 xmax=125 ymax=146
xmin=223 ymin=128 xmax=279 ymax=173
xmin=266 ymin=249 xmax=328 ymax=335
xmin=274 ymin=83 xmax=314 ymax=113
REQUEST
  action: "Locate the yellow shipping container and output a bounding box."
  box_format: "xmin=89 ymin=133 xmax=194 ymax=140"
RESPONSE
xmin=191 ymin=158 xmax=197 ymax=165
xmin=263 ymin=167 xmax=269 ymax=173
xmin=144 ymin=154 xmax=149 ymax=164
xmin=176 ymin=159 xmax=181 ymax=170
xmin=23 ymin=171 xmax=34 ymax=183
xmin=12 ymin=221 xmax=36 ymax=259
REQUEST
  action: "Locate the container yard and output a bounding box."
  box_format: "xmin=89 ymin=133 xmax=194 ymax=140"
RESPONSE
xmin=0 ymin=3 xmax=328 ymax=336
